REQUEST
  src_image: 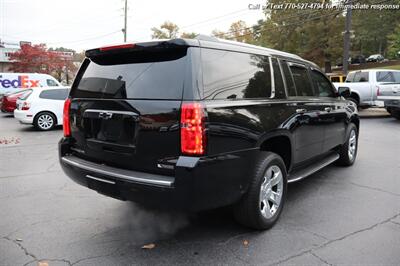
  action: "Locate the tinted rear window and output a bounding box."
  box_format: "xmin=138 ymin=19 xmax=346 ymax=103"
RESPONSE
xmin=289 ymin=65 xmax=314 ymax=96
xmin=201 ymin=49 xmax=272 ymax=100
xmin=39 ymin=89 xmax=69 ymax=100
xmin=71 ymin=48 xmax=187 ymax=99
xmin=281 ymin=61 xmax=296 ymax=97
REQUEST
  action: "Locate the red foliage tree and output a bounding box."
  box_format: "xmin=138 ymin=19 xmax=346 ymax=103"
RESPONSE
xmin=8 ymin=44 xmax=50 ymax=73
xmin=8 ymin=44 xmax=77 ymax=83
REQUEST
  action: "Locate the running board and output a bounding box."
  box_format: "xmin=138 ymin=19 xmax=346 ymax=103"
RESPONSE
xmin=288 ymin=153 xmax=340 ymax=183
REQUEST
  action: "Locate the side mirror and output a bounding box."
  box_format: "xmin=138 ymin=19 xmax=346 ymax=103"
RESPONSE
xmin=337 ymin=87 xmax=351 ymax=98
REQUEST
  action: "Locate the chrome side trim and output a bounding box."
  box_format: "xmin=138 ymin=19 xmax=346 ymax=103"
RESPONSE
xmin=86 ymin=175 xmax=116 ymax=184
xmin=61 ymin=156 xmax=174 ymax=187
xmin=288 ymin=153 xmax=339 ymax=183
xmin=84 ymin=109 xmax=138 ymax=116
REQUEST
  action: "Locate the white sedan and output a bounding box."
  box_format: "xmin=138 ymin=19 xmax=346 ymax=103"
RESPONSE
xmin=14 ymin=87 xmax=70 ymax=131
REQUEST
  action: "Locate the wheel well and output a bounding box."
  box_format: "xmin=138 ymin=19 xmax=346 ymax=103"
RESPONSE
xmin=351 ymin=117 xmax=360 ymax=133
xmin=34 ymin=111 xmax=57 ymax=125
xmin=349 ymin=93 xmax=360 ymax=105
xmin=260 ymin=136 xmax=291 ymax=171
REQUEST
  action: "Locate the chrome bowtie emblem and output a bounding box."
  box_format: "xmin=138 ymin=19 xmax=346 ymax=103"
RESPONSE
xmin=98 ymin=112 xmax=113 ymax=120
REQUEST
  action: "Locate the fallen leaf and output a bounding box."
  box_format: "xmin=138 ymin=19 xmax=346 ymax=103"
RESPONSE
xmin=141 ymin=243 xmax=156 ymax=249
xmin=243 ymin=240 xmax=249 ymax=246
xmin=38 ymin=262 xmax=49 ymax=266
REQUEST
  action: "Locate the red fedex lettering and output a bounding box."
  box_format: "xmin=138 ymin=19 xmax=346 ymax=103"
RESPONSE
xmin=20 ymin=75 xmax=29 ymax=88
xmin=30 ymin=80 xmax=40 ymax=87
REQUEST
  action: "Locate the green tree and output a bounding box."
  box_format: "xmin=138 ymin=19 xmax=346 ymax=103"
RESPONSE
xmin=151 ymin=21 xmax=179 ymax=39
xmin=255 ymin=0 xmax=344 ymax=71
xmin=352 ymin=0 xmax=400 ymax=57
xmin=387 ymin=24 xmax=400 ymax=59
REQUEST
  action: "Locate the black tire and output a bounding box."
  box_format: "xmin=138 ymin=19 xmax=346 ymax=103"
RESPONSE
xmin=336 ymin=123 xmax=358 ymax=166
xmin=234 ymin=152 xmax=287 ymax=230
xmin=34 ymin=112 xmax=56 ymax=131
xmin=347 ymin=97 xmax=359 ymax=108
xmin=391 ymin=110 xmax=400 ymax=120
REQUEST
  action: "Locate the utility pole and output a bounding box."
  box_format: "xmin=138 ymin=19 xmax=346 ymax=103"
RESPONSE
xmin=123 ymin=0 xmax=128 ymax=42
xmin=342 ymin=0 xmax=352 ymax=75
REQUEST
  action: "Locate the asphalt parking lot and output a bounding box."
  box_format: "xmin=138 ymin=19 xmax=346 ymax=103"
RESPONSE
xmin=1 ymin=110 xmax=400 ymax=266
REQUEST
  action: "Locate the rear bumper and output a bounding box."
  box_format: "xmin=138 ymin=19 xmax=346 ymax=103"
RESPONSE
xmin=14 ymin=109 xmax=34 ymax=124
xmin=379 ymin=97 xmax=400 ymax=109
xmin=59 ymin=138 xmax=256 ymax=211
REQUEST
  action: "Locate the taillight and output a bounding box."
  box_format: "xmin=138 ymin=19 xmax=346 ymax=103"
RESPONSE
xmin=21 ymin=102 xmax=30 ymax=110
xmin=376 ymin=86 xmax=380 ymax=96
xmin=63 ymin=98 xmax=71 ymax=137
xmin=180 ymin=102 xmax=206 ymax=156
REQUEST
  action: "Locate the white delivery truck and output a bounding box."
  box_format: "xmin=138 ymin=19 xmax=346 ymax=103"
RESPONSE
xmin=0 ymin=73 xmax=61 ymax=96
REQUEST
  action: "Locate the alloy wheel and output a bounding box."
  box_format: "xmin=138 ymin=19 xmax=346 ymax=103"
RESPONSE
xmin=259 ymin=165 xmax=284 ymax=219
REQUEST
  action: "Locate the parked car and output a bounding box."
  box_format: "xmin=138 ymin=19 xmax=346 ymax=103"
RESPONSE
xmin=366 ymin=54 xmax=384 ymax=63
xmin=0 ymin=73 xmax=61 ymax=97
xmin=59 ymin=37 xmax=359 ymax=230
xmin=14 ymin=87 xmax=69 ymax=130
xmin=377 ymin=71 xmax=400 ymax=120
xmin=333 ymin=69 xmax=400 ymax=108
xmin=327 ymin=73 xmax=346 ymax=83
xmin=350 ymin=55 xmax=366 ymax=64
xmin=0 ymin=89 xmax=31 ymax=113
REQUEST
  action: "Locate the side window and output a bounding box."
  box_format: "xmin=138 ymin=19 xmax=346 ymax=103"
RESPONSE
xmin=46 ymin=79 xmax=59 ymax=87
xmin=289 ymin=65 xmax=314 ymax=96
xmin=271 ymin=58 xmax=286 ymax=99
xmin=353 ymin=72 xmax=369 ymax=82
xmin=39 ymin=89 xmax=69 ymax=100
xmin=345 ymin=72 xmax=355 ymax=83
xmin=202 ymin=49 xmax=272 ymax=100
xmin=376 ymin=71 xmax=395 ymax=82
xmin=330 ymin=76 xmax=340 ymax=83
xmin=311 ymin=70 xmax=336 ymax=97
xmin=281 ymin=61 xmax=296 ymax=96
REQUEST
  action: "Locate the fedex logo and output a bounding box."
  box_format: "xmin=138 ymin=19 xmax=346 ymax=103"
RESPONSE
xmin=0 ymin=75 xmax=40 ymax=88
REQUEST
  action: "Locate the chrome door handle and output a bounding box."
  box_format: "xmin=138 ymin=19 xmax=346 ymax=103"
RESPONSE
xmin=296 ymin=109 xmax=307 ymax=113
xmin=324 ymin=107 xmax=332 ymax=112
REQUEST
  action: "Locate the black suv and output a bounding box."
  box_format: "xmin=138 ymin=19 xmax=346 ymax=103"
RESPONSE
xmin=59 ymin=37 xmax=359 ymax=230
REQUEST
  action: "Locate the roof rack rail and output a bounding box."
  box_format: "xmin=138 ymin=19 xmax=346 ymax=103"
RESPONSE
xmin=194 ymin=34 xmax=219 ymax=42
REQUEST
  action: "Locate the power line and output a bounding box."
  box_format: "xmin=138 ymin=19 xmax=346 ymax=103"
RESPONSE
xmin=217 ymin=0 xmax=393 ymax=40
xmin=46 ymin=31 xmax=121 ymax=45
xmin=179 ymin=8 xmax=250 ymax=30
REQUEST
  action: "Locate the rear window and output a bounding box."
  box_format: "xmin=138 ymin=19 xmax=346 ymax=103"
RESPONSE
xmin=39 ymin=89 xmax=69 ymax=100
xmin=281 ymin=61 xmax=296 ymax=97
xmin=289 ymin=65 xmax=314 ymax=96
xmin=201 ymin=49 xmax=272 ymax=100
xmin=71 ymin=48 xmax=187 ymax=99
xmin=376 ymin=71 xmax=400 ymax=83
xmin=330 ymin=76 xmax=340 ymax=83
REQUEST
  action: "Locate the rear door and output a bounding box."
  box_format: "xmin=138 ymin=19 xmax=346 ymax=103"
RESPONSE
xmin=310 ymin=69 xmax=347 ymax=152
xmin=68 ymin=44 xmax=193 ymax=175
xmin=281 ymin=61 xmax=325 ymax=164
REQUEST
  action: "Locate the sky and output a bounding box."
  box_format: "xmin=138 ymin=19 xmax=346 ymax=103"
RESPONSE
xmin=0 ymin=0 xmax=265 ymax=52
